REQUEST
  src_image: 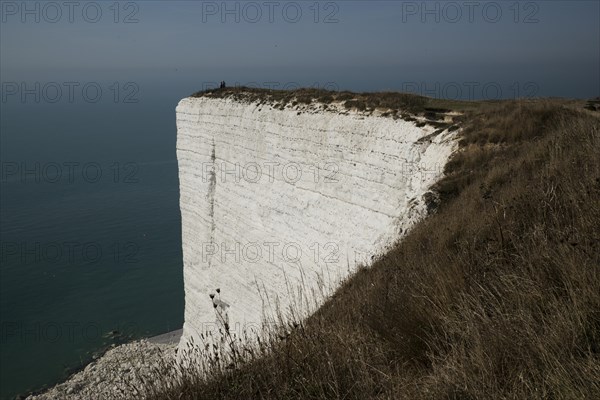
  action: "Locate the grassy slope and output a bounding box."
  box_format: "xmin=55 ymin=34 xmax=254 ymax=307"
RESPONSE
xmin=153 ymin=98 xmax=599 ymax=399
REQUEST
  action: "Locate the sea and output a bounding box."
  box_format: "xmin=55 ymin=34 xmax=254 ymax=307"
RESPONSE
xmin=0 ymin=76 xmax=195 ymax=399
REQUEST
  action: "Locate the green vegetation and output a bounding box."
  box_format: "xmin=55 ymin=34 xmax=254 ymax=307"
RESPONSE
xmin=151 ymin=95 xmax=599 ymax=399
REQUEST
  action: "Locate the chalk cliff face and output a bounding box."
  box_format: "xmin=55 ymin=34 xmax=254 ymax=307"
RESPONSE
xmin=176 ymin=96 xmax=457 ymax=347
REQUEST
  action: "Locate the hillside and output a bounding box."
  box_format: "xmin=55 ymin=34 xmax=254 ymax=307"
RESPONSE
xmin=147 ymin=94 xmax=599 ymax=400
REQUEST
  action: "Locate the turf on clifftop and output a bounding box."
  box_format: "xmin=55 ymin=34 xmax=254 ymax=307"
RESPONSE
xmin=142 ymin=95 xmax=600 ymax=400
xmin=192 ymin=86 xmax=479 ymax=113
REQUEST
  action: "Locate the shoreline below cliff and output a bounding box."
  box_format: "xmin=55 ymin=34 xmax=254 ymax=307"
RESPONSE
xmin=23 ymin=329 xmax=182 ymax=400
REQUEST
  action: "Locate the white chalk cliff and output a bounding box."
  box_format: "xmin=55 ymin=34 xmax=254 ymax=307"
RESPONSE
xmin=175 ymin=95 xmax=457 ymax=348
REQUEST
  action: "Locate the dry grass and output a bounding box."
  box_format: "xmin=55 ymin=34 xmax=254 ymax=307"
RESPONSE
xmin=148 ymin=99 xmax=599 ymax=399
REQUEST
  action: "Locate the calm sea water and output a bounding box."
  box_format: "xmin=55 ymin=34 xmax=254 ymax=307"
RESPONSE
xmin=0 ymin=82 xmax=189 ymax=399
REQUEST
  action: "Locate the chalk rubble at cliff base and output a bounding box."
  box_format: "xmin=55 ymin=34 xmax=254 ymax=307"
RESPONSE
xmin=25 ymin=340 xmax=176 ymax=400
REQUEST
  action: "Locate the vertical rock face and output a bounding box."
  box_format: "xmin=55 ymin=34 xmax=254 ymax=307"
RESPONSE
xmin=176 ymin=96 xmax=456 ymax=347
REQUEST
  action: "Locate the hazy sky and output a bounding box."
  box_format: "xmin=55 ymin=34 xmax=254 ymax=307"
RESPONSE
xmin=1 ymin=0 xmax=599 ymax=98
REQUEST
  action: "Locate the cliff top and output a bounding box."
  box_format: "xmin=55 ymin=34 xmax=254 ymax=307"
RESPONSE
xmin=192 ymin=86 xmax=595 ymax=111
xmin=192 ymin=86 xmax=429 ymax=110
xmin=190 ymin=86 xmax=595 ymax=132
xmin=190 ymin=86 xmax=478 ymax=129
